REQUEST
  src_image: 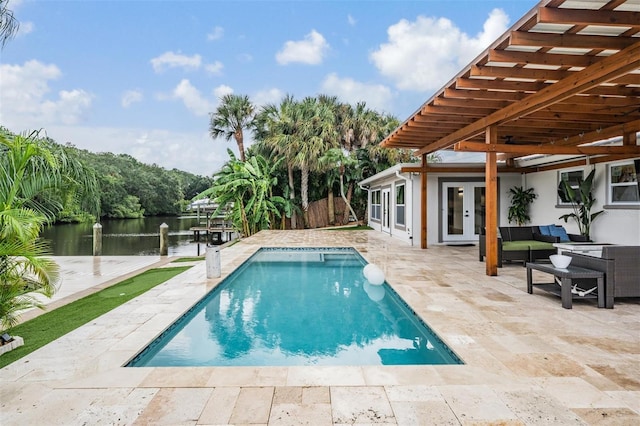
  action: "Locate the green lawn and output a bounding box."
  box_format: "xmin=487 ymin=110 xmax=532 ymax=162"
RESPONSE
xmin=171 ymin=256 xmax=205 ymax=263
xmin=0 ymin=266 xmax=191 ymax=369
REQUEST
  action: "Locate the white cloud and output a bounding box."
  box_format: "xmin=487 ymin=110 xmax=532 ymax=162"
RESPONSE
xmin=150 ymin=51 xmax=202 ymax=73
xmin=121 ymin=89 xmax=143 ymax=108
xmin=252 ymin=88 xmax=284 ymax=108
xmin=207 ymin=26 xmax=224 ymax=41
xmin=347 ymin=14 xmax=356 ymax=26
xmin=172 ymin=79 xmax=216 ymax=116
xmin=17 ymin=21 xmax=34 ymax=36
xmin=0 ymin=60 xmax=93 ymax=128
xmin=321 ymin=73 xmax=393 ymax=113
xmin=276 ymin=30 xmax=329 ymax=65
xmin=205 ymin=60 xmax=224 ymax=76
xmin=213 ymin=84 xmax=234 ymax=100
xmin=39 ymin=125 xmax=228 ymax=176
xmin=370 ymin=8 xmax=509 ymax=91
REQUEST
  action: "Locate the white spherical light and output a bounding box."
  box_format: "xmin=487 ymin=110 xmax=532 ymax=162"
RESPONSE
xmin=363 ymin=264 xmax=376 ymax=281
xmin=367 ymin=265 xmax=385 ymax=286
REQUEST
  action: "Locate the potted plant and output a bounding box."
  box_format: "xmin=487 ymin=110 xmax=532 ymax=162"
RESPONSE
xmin=557 ymin=168 xmax=604 ymax=240
xmin=507 ymin=186 xmax=537 ymax=226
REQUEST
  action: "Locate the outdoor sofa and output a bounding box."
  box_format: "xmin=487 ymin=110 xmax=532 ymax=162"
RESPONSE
xmin=566 ymin=246 xmax=640 ymax=308
xmin=479 ymin=225 xmax=588 ymax=267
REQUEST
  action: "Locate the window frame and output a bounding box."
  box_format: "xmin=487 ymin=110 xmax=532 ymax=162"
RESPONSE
xmin=607 ymin=160 xmax=640 ymax=206
xmin=370 ymin=189 xmax=381 ymax=221
xmin=395 ymin=182 xmax=405 ymax=227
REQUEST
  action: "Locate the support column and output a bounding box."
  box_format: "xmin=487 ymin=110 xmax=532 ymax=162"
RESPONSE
xmin=421 ymin=154 xmax=428 ymax=249
xmin=485 ymin=127 xmax=499 ymax=276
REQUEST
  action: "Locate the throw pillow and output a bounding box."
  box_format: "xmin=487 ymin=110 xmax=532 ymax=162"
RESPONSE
xmin=538 ymin=225 xmax=552 ymax=235
xmin=550 ymin=225 xmax=570 ymax=242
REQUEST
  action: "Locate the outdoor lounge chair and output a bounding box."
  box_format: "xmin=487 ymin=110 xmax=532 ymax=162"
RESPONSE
xmin=566 ymin=246 xmax=640 ymax=308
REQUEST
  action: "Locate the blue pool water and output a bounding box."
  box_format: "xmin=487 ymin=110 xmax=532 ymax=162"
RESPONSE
xmin=127 ymin=247 xmax=462 ymax=366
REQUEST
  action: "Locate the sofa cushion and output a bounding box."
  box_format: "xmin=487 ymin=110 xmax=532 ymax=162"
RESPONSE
xmin=549 ymin=225 xmax=570 ymax=242
xmin=527 ymin=240 xmax=555 ymax=250
xmin=502 ymin=241 xmax=531 ymax=251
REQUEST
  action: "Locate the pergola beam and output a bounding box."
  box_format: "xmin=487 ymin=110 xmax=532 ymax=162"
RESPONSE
xmin=538 ymin=6 xmax=640 ymax=28
xmin=454 ymin=141 xmax=640 ymax=155
xmin=416 ymin=41 xmax=640 ymax=155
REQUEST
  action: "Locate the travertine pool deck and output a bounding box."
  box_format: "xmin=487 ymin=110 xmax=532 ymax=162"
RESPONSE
xmin=1 ymin=230 xmax=638 ymax=425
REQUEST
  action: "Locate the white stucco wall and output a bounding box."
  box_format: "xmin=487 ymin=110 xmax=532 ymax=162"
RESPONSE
xmin=526 ymin=161 xmax=640 ymax=245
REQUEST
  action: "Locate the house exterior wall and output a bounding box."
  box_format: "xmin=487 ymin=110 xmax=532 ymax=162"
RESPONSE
xmin=365 ymin=170 xmax=521 ymax=246
xmin=366 ymin=174 xmax=415 ymax=245
xmin=526 ymin=160 xmax=640 ymax=245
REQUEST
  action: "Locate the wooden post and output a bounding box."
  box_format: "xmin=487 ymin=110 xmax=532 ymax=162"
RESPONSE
xmin=485 ymin=127 xmax=498 ymax=276
xmin=421 ymin=154 xmax=428 ymax=249
xmin=92 ymin=223 xmax=102 ymax=256
xmin=160 ymin=223 xmax=169 ymax=256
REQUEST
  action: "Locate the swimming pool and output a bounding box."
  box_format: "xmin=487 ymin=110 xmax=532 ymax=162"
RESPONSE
xmin=126 ymin=247 xmax=462 ymax=366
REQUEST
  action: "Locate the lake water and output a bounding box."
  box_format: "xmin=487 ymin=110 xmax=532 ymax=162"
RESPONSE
xmin=40 ymin=216 xmax=207 ymax=256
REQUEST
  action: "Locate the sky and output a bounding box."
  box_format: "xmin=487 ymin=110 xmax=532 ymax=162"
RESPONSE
xmin=0 ymin=0 xmax=537 ymax=176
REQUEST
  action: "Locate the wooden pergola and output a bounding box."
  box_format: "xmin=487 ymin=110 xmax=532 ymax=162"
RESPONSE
xmin=380 ymin=0 xmax=640 ymax=276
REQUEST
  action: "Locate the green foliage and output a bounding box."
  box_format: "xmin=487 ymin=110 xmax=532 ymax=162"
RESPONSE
xmin=72 ymin=149 xmax=209 ymax=219
xmin=557 ymin=168 xmax=604 ymax=239
xmin=507 ymin=186 xmax=537 ymax=226
xmin=210 ymin=94 xmax=255 ymax=162
xmin=203 ymin=150 xmax=285 ymax=236
xmin=0 ymin=0 xmax=20 ymax=48
xmin=0 ymin=130 xmax=100 ymax=331
xmin=0 ymin=266 xmax=190 ymax=368
xmin=252 ymin=94 xmax=412 ymax=227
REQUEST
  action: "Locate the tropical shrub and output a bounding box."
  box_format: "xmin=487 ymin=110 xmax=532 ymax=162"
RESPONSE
xmin=558 ymin=168 xmax=603 ymax=240
xmin=0 ymin=131 xmax=98 ymax=331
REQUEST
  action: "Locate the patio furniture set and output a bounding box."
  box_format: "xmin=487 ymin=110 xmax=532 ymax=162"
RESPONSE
xmin=480 ymin=226 xmax=640 ymax=309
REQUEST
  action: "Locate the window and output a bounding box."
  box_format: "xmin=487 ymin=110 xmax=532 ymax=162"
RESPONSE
xmin=371 ymin=189 xmax=381 ymax=220
xmin=395 ymin=183 xmax=405 ymax=226
xmin=558 ymin=169 xmax=584 ymax=205
xmin=608 ymin=160 xmax=640 ymax=205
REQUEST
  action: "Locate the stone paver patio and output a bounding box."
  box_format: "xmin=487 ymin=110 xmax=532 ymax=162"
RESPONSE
xmin=1 ymin=230 xmax=638 ymax=425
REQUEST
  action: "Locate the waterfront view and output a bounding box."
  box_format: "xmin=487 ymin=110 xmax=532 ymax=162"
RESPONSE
xmin=40 ymin=216 xmax=203 ymax=256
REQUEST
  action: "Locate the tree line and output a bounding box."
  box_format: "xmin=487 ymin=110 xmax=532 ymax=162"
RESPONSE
xmin=205 ymin=93 xmax=436 ymax=234
xmin=0 ymin=128 xmax=213 ymax=222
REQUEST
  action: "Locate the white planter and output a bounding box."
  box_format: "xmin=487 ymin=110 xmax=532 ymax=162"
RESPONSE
xmin=0 ymin=336 xmax=24 ymax=356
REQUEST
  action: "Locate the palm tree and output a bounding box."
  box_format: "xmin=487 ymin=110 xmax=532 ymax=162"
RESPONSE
xmin=0 ymin=0 xmax=20 ymax=48
xmin=319 ymin=148 xmax=359 ymax=224
xmin=293 ymin=97 xmax=339 ymax=226
xmin=255 ymin=95 xmax=300 ymax=228
xmin=209 ymin=94 xmax=255 ymax=162
xmin=340 ymin=102 xmax=380 ymax=151
xmin=0 ymin=131 xmax=99 ymax=330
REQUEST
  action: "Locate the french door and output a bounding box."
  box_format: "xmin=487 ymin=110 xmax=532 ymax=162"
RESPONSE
xmin=442 ymin=182 xmax=485 ymax=241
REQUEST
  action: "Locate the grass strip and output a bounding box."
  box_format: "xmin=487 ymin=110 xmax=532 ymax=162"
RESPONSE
xmin=171 ymin=257 xmax=204 ymax=263
xmin=0 ymin=266 xmax=191 ymax=369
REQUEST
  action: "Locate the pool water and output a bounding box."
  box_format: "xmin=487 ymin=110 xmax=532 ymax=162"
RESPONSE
xmin=127 ymin=248 xmax=462 ymax=366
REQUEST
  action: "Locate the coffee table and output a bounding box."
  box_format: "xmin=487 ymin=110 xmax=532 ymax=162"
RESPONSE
xmin=526 ymin=262 xmax=606 ymax=309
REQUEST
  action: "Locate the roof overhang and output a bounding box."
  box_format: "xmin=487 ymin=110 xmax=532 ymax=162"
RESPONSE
xmin=381 ymin=0 xmax=640 ymax=169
